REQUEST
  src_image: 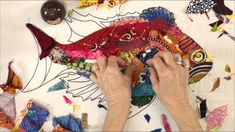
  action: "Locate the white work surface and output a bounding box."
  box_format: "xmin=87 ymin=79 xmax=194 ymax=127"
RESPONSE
xmin=0 ymin=0 xmax=234 ymax=131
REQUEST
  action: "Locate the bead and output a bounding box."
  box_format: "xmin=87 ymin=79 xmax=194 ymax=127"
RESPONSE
xmin=149 ymin=30 xmax=158 ymax=39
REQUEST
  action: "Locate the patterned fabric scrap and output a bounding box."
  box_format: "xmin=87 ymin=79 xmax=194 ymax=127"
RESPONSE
xmin=206 ymin=104 xmax=228 ymax=131
xmin=14 ymin=100 xmax=49 ymax=132
xmin=0 ymin=108 xmax=14 ymax=129
xmin=0 ymin=61 xmax=23 ymax=95
xmin=52 ymin=114 xmax=83 ymax=132
xmin=77 ymin=0 xmax=127 ymax=9
xmin=0 ymin=92 xmax=16 ymax=122
xmin=186 ymin=0 xmax=216 ymax=14
xmin=52 ymin=124 xmax=70 ymax=132
xmin=48 ymin=80 xmax=67 ymax=92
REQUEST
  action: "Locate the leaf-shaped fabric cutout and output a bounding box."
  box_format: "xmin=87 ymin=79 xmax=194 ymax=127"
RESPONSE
xmin=211 ymin=78 xmax=220 ymax=92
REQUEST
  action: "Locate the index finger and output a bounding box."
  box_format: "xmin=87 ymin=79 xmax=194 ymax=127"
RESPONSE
xmin=97 ymin=56 xmax=107 ymax=71
xmin=107 ymin=56 xmax=126 ymax=68
xmin=154 ymin=51 xmax=176 ymax=67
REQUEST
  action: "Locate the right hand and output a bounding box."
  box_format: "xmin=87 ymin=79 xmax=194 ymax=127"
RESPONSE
xmin=146 ymin=51 xmax=191 ymax=112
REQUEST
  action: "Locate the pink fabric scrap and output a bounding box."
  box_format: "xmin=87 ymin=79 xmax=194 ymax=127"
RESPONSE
xmin=206 ymin=104 xmax=228 ymax=131
xmin=64 ymin=50 xmax=103 ymax=59
xmin=162 ymin=114 xmax=171 ymax=132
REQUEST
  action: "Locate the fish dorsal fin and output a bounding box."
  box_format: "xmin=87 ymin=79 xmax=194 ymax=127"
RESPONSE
xmin=140 ymin=7 xmax=176 ymax=25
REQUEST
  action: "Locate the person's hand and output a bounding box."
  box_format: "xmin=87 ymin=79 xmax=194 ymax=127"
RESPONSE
xmin=147 ymin=51 xmax=202 ymax=131
xmin=90 ymin=56 xmax=135 ymax=131
xmin=90 ymin=56 xmax=135 ymax=107
xmin=147 ymin=51 xmax=190 ymax=111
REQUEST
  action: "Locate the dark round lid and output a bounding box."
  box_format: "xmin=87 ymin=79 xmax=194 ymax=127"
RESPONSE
xmin=41 ymin=0 xmax=66 ymax=24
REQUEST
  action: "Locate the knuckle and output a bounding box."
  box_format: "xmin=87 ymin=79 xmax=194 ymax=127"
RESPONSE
xmin=106 ymin=67 xmax=116 ymax=74
xmin=162 ymin=69 xmax=172 ymax=76
xmin=97 ymin=56 xmax=106 ymax=62
xmin=153 ymin=57 xmax=161 ymax=64
xmin=108 ymin=56 xmax=117 ymax=61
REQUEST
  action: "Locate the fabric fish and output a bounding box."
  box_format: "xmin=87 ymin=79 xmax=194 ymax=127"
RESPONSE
xmin=26 ymin=7 xmax=213 ymax=107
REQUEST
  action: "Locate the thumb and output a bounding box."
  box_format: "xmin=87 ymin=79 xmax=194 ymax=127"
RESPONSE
xmin=124 ymin=65 xmax=135 ymax=78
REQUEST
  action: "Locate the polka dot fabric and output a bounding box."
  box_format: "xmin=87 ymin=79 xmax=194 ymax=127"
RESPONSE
xmin=186 ymin=0 xmax=216 ymax=14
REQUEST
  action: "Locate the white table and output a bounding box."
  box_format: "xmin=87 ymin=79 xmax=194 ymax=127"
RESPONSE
xmin=1 ymin=0 xmax=234 ymax=131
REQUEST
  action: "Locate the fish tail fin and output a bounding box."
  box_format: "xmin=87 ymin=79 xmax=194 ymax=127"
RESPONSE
xmin=26 ymin=23 xmax=57 ymax=60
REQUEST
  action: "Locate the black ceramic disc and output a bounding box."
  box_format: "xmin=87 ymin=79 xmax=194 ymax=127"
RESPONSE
xmin=41 ymin=0 xmax=66 ymax=25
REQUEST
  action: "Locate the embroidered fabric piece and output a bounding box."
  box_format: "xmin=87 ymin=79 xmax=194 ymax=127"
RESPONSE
xmin=52 ymin=114 xmax=83 ymax=132
xmin=26 ymin=7 xmax=213 ymax=107
xmin=186 ymin=0 xmax=216 ymax=14
xmin=14 ymin=100 xmax=49 ymax=132
xmin=77 ymin=0 xmax=127 ymax=9
xmin=206 ymin=104 xmax=228 ymax=131
xmin=64 ymin=50 xmax=103 ymax=59
xmin=140 ymin=7 xmax=176 ymax=25
xmin=48 ymin=47 xmax=92 ymax=78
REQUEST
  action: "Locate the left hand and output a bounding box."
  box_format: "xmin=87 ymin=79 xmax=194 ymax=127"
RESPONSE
xmin=90 ymin=56 xmax=135 ymax=108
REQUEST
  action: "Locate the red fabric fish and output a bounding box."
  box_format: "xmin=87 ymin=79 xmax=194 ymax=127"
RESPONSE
xmin=26 ymin=17 xmax=212 ymax=83
xmin=26 ymin=7 xmax=213 ymax=107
